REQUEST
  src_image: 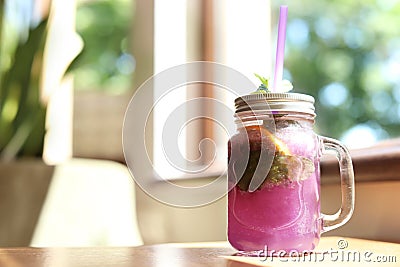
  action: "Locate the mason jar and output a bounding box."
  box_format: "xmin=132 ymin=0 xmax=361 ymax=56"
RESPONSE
xmin=227 ymin=92 xmax=355 ymax=253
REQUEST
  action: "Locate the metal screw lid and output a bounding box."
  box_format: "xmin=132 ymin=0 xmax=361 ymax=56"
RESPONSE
xmin=235 ymin=92 xmax=316 ymax=117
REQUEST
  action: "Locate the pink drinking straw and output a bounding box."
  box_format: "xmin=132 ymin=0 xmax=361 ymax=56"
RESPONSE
xmin=272 ymin=5 xmax=288 ymax=92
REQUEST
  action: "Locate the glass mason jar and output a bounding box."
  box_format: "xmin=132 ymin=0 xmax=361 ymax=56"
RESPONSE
xmin=227 ymin=92 xmax=355 ymax=253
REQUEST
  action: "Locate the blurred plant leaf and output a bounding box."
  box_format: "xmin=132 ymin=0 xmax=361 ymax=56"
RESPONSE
xmin=0 ymin=17 xmax=48 ymax=160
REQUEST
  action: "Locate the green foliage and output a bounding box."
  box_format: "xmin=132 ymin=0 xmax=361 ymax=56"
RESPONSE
xmin=255 ymin=73 xmax=269 ymax=88
xmin=274 ymin=0 xmax=400 ymax=141
xmin=73 ymin=0 xmax=134 ymax=93
xmin=253 ymin=73 xmax=270 ymax=93
xmin=0 ymin=14 xmax=48 ymax=160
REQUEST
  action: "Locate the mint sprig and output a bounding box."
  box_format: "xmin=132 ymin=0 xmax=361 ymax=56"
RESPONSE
xmin=254 ymin=73 xmax=294 ymax=93
xmin=254 ymin=73 xmax=271 ymax=93
xmin=255 ymin=73 xmax=269 ymax=88
xmin=236 ymin=152 xmax=315 ymax=191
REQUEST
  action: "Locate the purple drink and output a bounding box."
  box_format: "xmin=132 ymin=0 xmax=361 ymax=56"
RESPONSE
xmin=228 ymin=120 xmax=321 ymax=253
xmin=227 ymin=92 xmax=355 ymax=254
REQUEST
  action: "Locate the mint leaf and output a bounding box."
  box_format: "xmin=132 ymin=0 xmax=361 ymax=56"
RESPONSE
xmin=236 ymin=152 xmax=315 ymax=191
xmin=254 ymin=73 xmax=269 ymax=88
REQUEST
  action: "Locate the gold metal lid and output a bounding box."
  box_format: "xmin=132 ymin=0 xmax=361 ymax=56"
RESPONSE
xmin=235 ymin=92 xmax=316 ymax=117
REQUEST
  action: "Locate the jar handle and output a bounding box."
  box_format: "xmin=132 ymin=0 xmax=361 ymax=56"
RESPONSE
xmin=320 ymin=136 xmax=355 ymax=233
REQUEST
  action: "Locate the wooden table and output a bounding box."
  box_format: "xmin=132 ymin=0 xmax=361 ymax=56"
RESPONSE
xmin=0 ymin=237 xmax=398 ymax=267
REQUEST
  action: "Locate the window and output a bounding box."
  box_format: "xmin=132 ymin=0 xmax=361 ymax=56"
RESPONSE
xmin=275 ymin=0 xmax=400 ymax=149
xmin=132 ymin=0 xmax=400 ymax=183
xmin=72 ymin=0 xmax=134 ymax=161
xmin=137 ymin=0 xmax=272 ymax=179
